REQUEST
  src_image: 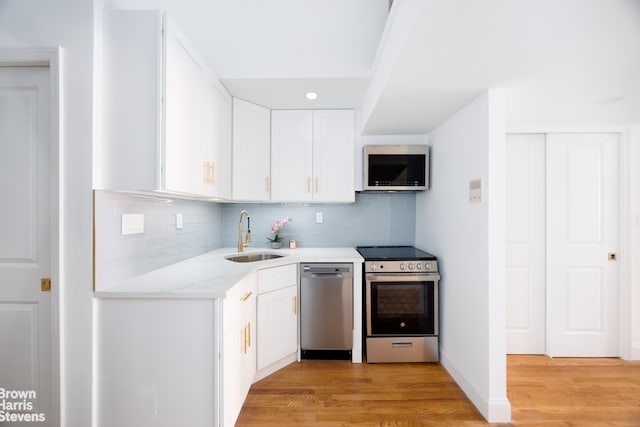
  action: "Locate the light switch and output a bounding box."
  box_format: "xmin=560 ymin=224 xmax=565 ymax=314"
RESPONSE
xmin=316 ymin=212 xmax=324 ymax=224
xmin=122 ymin=214 xmax=144 ymax=235
xmin=176 ymin=213 xmax=183 ymax=230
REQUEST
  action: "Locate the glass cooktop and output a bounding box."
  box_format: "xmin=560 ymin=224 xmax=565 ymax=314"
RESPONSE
xmin=356 ymin=245 xmax=437 ymax=261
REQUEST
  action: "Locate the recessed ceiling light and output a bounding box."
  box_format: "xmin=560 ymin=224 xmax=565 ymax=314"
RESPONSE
xmin=305 ymin=92 xmax=318 ymax=100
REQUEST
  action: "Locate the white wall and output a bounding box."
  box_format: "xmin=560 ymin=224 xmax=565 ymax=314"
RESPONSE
xmin=0 ymin=1 xmax=94 ymax=426
xmin=415 ymin=90 xmax=510 ymax=422
xmin=629 ymin=126 xmax=640 ymax=359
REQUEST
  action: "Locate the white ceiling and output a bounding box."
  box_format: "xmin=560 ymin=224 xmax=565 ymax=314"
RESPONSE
xmin=363 ymin=0 xmax=640 ymax=134
xmin=106 ymin=0 xmax=640 ymax=134
xmin=106 ymin=0 xmax=389 ymax=109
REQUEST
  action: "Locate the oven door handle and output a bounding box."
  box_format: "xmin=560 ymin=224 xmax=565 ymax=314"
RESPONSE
xmin=365 ymin=273 xmax=440 ymax=282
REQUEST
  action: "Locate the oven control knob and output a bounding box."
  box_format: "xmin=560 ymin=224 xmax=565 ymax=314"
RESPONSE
xmin=408 ymin=263 xmax=415 ymax=270
xmin=400 ymin=322 xmax=406 ymax=328
xmin=400 ymin=263 xmax=406 ymax=271
xmin=416 ymin=263 xmax=423 ymax=270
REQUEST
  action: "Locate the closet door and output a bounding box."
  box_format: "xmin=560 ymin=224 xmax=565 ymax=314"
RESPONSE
xmin=505 ymin=134 xmax=546 ymax=354
xmin=506 ymin=132 xmax=620 ymax=357
xmin=547 ymin=133 xmax=619 ymax=357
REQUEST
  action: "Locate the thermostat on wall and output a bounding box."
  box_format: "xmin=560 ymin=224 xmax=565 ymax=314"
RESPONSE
xmin=469 ymin=179 xmax=482 ymax=203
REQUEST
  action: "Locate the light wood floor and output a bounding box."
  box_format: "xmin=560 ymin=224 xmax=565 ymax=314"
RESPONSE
xmin=236 ymin=355 xmax=640 ymax=426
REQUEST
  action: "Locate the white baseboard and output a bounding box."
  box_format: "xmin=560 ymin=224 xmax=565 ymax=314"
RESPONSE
xmin=628 ymin=344 xmax=640 ymax=360
xmin=439 ymin=348 xmax=512 ymax=423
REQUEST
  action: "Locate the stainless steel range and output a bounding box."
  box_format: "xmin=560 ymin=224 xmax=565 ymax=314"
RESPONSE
xmin=356 ymin=246 xmax=440 ymax=363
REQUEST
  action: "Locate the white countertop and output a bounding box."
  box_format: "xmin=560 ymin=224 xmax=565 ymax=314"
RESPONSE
xmin=94 ymin=247 xmax=363 ymax=299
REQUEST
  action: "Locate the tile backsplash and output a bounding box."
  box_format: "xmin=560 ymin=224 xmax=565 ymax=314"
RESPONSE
xmin=221 ymin=192 xmax=416 ymax=248
xmin=94 ymin=191 xmax=416 ymax=288
xmin=94 ymin=191 xmax=222 ymax=289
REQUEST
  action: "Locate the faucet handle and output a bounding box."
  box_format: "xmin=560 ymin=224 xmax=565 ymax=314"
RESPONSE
xmin=245 ymin=230 xmax=251 ymax=243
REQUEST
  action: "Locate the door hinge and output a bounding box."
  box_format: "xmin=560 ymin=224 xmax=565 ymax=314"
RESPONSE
xmin=41 ymin=277 xmax=51 ymax=292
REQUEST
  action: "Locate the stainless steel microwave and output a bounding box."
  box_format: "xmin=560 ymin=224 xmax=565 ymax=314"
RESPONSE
xmin=363 ymin=145 xmax=430 ymax=191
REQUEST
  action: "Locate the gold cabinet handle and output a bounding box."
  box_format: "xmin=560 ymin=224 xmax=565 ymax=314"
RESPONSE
xmin=203 ymin=161 xmax=209 ymax=184
xmin=211 ymin=162 xmax=215 ymax=186
xmin=307 ymin=177 xmax=311 ymax=193
xmin=315 ymin=177 xmax=319 ymax=193
xmin=240 ymin=291 xmax=253 ymax=302
xmin=265 ymin=177 xmax=270 ymax=193
xmin=247 ymin=322 xmax=251 ymax=348
xmin=293 ymin=295 xmax=297 ymax=315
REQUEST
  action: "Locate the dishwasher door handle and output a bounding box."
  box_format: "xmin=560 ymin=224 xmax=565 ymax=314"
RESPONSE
xmin=309 ymin=273 xmax=344 ymax=279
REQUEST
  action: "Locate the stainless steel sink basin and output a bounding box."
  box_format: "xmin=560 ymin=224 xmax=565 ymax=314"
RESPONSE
xmin=224 ymin=252 xmax=285 ymax=263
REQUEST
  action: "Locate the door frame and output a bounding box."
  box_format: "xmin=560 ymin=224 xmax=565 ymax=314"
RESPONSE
xmin=506 ymin=127 xmax=633 ymax=360
xmin=0 ymin=47 xmax=61 ymax=422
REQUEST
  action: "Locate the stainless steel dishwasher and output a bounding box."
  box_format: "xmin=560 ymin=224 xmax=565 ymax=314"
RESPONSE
xmin=300 ymin=263 xmax=353 ymax=359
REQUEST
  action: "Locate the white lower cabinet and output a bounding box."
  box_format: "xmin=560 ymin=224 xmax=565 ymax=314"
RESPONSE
xmin=222 ymin=273 xmax=257 ymax=427
xmin=96 ymin=298 xmax=217 ymax=427
xmin=96 ymin=264 xmax=299 ymax=427
xmin=257 ymin=264 xmax=299 ymax=379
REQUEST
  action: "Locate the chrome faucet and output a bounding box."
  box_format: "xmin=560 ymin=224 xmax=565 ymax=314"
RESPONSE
xmin=237 ymin=210 xmax=251 ymax=252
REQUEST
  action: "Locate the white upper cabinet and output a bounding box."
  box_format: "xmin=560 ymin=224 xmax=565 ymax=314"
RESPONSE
xmin=312 ymin=110 xmax=355 ymax=202
xmin=98 ymin=9 xmax=231 ymax=198
xmin=271 ymin=110 xmax=314 ymax=201
xmin=271 ymin=109 xmax=355 ymax=203
xmin=232 ymin=98 xmax=271 ymax=201
xmin=210 ymin=83 xmax=232 ymax=199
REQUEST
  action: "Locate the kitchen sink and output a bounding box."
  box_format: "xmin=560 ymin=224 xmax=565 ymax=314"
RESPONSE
xmin=224 ymin=252 xmax=285 ymax=263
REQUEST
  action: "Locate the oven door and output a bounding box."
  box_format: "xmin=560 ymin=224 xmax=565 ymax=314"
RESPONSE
xmin=366 ymin=273 xmax=439 ymax=336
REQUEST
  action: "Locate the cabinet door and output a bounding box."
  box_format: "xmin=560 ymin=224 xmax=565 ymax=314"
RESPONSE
xmin=100 ymin=9 xmax=163 ymax=191
xmin=210 ymin=82 xmax=232 ymax=199
xmin=232 ymin=98 xmax=271 ymax=201
xmin=163 ymin=21 xmax=210 ymax=195
xmin=271 ymin=110 xmax=313 ymax=201
xmin=222 ymin=274 xmax=257 ymax=427
xmin=241 ymin=290 xmax=257 ymax=393
xmin=222 ymin=317 xmax=242 ymax=427
xmin=312 ymin=110 xmax=355 ymax=202
xmin=257 ymin=285 xmax=298 ymax=370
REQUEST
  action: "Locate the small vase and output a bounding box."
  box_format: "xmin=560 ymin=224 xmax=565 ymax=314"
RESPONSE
xmin=270 ymin=241 xmax=282 ymax=249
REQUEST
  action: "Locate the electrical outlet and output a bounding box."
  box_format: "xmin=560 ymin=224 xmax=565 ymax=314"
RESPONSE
xmin=315 ymin=212 xmax=324 ymax=224
xmin=176 ymin=213 xmax=183 ymax=230
xmin=121 ymin=214 xmax=144 ymax=235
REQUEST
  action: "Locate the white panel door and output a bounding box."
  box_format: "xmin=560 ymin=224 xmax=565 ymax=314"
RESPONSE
xmin=547 ymin=133 xmax=619 ymax=357
xmin=0 ymin=67 xmax=53 ymax=424
xmin=505 ymin=134 xmax=546 ymax=354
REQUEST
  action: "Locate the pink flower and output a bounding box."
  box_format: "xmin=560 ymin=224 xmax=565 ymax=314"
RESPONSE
xmin=271 ymin=217 xmax=291 ymax=234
